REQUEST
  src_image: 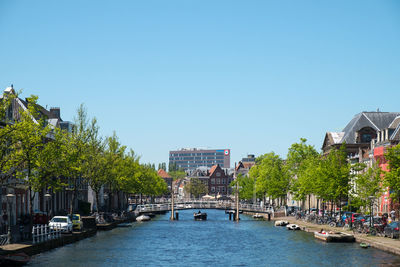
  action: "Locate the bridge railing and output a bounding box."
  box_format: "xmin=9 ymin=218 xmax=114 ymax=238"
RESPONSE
xmin=135 ymin=200 xmax=274 ymax=215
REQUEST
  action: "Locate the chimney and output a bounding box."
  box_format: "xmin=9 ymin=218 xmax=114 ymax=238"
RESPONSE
xmin=50 ymin=107 xmax=61 ymax=119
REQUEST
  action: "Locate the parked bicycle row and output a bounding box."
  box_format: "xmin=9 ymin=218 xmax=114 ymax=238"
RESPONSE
xmin=288 ymin=208 xmax=399 ymax=240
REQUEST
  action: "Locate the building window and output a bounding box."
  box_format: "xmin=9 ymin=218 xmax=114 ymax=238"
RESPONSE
xmin=216 ymin=178 xmax=220 ymax=184
xmin=211 ymin=178 xmax=215 ymax=184
xmin=361 ymin=134 xmax=372 ymax=143
xmin=211 ymin=187 xmax=215 ymax=193
xmin=216 ymin=172 xmax=221 ymax=177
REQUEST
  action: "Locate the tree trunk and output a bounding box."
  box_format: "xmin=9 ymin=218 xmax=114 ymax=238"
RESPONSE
xmin=70 ymin=178 xmax=78 ymax=215
xmin=95 ymin=189 xmax=100 ymax=212
xmin=117 ymin=191 xmax=121 ymax=211
xmin=29 ymin=188 xmax=35 ymax=238
xmin=308 ymin=194 xmax=311 ymax=213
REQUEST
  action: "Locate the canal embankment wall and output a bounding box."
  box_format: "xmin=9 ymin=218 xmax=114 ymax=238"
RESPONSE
xmin=0 ymin=216 xmax=135 ymax=257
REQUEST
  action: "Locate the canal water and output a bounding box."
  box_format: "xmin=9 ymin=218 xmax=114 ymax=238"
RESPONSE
xmin=28 ymin=209 xmax=400 ymax=266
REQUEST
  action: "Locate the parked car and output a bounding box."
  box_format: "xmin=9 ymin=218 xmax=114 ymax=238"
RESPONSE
xmin=49 ymin=216 xmax=73 ymax=233
xmin=363 ymin=216 xmax=384 ymax=227
xmin=384 ymin=221 xmax=399 ymax=239
xmin=346 ymin=213 xmax=363 ymax=224
xmin=71 ymin=214 xmax=83 ymax=231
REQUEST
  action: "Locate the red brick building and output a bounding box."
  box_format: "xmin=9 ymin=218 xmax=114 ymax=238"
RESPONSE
xmin=208 ymin=165 xmax=231 ymax=196
xmin=371 ymin=115 xmax=400 ymax=214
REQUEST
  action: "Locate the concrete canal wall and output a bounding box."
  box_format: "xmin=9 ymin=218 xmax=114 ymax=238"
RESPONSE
xmin=0 ymin=217 xmax=135 ymax=257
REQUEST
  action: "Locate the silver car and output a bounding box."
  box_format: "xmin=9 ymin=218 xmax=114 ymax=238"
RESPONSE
xmin=49 ymin=216 xmax=73 ymax=233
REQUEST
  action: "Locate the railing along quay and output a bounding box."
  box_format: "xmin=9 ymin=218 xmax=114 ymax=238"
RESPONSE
xmin=32 ymin=224 xmax=62 ymax=244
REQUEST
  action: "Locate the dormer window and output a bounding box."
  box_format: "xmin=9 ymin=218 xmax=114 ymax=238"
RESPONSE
xmin=361 ymin=134 xmax=372 ymax=143
xmin=356 ymin=127 xmax=376 ymax=143
xmin=216 ymin=172 xmax=221 ymax=177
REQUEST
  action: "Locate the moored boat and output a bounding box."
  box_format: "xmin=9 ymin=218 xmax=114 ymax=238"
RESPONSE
xmin=274 ymin=220 xmax=289 ymax=226
xmin=194 ymin=211 xmax=207 ymax=220
xmin=252 ymin=214 xmax=264 ymax=219
xmin=314 ymin=231 xmax=355 ymax=242
xmin=136 ymin=215 xmax=151 ymax=222
xmin=286 ymin=224 xmax=301 ymax=230
xmin=0 ymin=252 xmax=30 ymax=266
xmin=360 ymin=242 xmax=370 ymax=248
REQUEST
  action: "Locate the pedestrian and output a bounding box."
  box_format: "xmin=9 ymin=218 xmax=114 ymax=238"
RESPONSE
xmin=391 ymin=210 xmax=396 ymax=221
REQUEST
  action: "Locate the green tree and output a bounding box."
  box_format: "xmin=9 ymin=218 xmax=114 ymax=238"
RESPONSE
xmin=249 ymin=152 xmax=289 ymax=206
xmin=61 ymin=104 xmax=97 ymax=214
xmin=5 ymin=95 xmax=53 ymax=218
xmin=185 ymin=178 xmax=208 ymax=198
xmin=234 ymin=173 xmax=256 ymax=201
xmin=384 ymin=144 xmax=400 ymax=216
xmin=351 ymin=163 xmax=382 ymax=212
xmin=286 ymin=138 xmax=319 ymax=210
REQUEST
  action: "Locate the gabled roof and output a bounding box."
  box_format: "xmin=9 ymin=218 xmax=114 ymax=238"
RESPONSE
xmin=341 ymin=112 xmax=400 ymax=144
xmin=322 ymin=132 xmax=345 ymax=150
xmin=235 ymin=162 xmax=245 ymax=171
xmin=209 ymin=165 xmax=220 ymax=176
xmin=242 ymin=162 xmax=255 ymax=169
xmin=389 ymin=116 xmax=400 ymax=129
xmin=390 ymin=116 xmax=400 ymax=141
xmin=157 ymin=169 xmax=171 ymax=179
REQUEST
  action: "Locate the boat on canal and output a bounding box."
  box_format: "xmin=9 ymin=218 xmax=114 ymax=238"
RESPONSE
xmin=252 ymin=214 xmax=264 ymax=219
xmin=274 ymin=220 xmax=289 ymax=226
xmin=0 ymin=252 xmax=30 ymax=266
xmin=286 ymin=224 xmax=301 ymax=230
xmin=314 ymin=231 xmax=355 ymax=243
xmin=194 ymin=211 xmax=207 ymax=220
xmin=136 ymin=215 xmax=151 ymax=222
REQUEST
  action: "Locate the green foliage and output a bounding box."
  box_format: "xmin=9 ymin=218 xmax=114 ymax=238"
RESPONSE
xmin=185 ymin=178 xmax=208 ymax=198
xmin=385 ymin=144 xmax=400 ymax=208
xmin=249 ymin=152 xmax=290 ymax=200
xmin=4 ymin=95 xmax=54 ymax=215
xmin=286 ymin=139 xmax=320 ymax=202
xmin=235 ymin=174 xmax=256 ymax=201
xmin=169 ymin=170 xmax=186 ymax=181
xmin=352 ymin=163 xmax=382 ymax=210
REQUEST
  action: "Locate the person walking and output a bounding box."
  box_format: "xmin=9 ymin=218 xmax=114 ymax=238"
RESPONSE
xmin=390 ymin=210 xmax=396 ymax=222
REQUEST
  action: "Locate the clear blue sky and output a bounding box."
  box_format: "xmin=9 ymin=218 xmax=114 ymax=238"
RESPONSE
xmin=1 ymin=1 xmax=399 ymax=167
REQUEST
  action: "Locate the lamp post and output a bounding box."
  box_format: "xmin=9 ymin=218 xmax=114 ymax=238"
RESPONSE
xmin=368 ymin=196 xmax=374 ymax=228
xmin=6 ymin=193 xmax=15 ymax=244
xmin=170 ymin=182 xmax=175 ymax=220
xmin=44 ymin=192 xmax=51 ymax=224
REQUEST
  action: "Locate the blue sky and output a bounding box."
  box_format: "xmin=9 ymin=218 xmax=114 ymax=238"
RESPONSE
xmin=1 ymin=1 xmax=399 ymax=167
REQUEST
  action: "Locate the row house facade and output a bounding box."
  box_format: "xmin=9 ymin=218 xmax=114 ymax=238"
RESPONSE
xmin=322 ymin=111 xmax=400 ymax=214
xmin=181 ymin=164 xmax=233 ymax=198
xmin=370 ymin=115 xmax=400 ymax=214
xmin=0 ymin=86 xmax=103 ymax=237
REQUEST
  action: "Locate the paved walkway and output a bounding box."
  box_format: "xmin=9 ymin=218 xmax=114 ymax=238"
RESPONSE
xmin=274 ymin=216 xmax=400 ymax=256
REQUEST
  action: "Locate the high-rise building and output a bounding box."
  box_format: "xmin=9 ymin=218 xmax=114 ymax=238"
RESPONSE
xmin=169 ymin=148 xmax=230 ymax=171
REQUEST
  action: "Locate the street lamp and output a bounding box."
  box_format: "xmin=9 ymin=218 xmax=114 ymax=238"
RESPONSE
xmin=368 ymin=196 xmax=374 ymax=228
xmin=44 ymin=192 xmax=51 ymax=223
xmin=6 ymin=193 xmax=15 ymax=244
